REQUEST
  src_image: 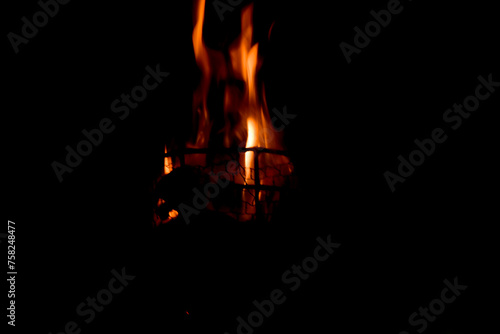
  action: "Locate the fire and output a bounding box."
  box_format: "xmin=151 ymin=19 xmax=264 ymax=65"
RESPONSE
xmin=154 ymin=0 xmax=293 ymax=224
xmin=191 ymin=0 xmax=288 ymax=163
xmin=190 ymin=0 xmax=291 ymax=217
xmin=190 ymin=0 xmax=217 ymax=150
xmin=245 ymin=118 xmax=258 ymax=184
xmin=164 ymin=145 xmax=173 ymax=175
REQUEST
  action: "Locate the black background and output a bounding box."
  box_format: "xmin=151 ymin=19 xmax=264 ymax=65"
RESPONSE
xmin=4 ymin=0 xmax=499 ymax=333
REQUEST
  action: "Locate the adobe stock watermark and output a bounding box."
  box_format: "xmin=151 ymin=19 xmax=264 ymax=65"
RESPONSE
xmin=399 ymin=276 xmax=467 ymax=334
xmin=339 ymin=0 xmax=413 ymax=64
xmin=212 ymin=0 xmax=244 ymax=22
xmin=176 ymin=105 xmax=296 ymax=224
xmin=384 ymin=73 xmax=499 ymax=192
xmin=51 ymin=64 xmax=170 ymax=183
xmin=224 ymin=234 xmax=341 ymax=334
xmin=48 ymin=267 xmax=135 ymax=334
xmin=7 ymin=0 xmax=71 ymax=54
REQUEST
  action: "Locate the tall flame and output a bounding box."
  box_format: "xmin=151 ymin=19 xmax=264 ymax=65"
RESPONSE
xmin=191 ymin=0 xmax=213 ymax=149
xmin=191 ymin=1 xmax=284 ymax=155
xmin=190 ymin=0 xmax=291 ymax=215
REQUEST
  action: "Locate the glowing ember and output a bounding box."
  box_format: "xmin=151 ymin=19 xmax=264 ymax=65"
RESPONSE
xmin=169 ymin=210 xmax=179 ymax=219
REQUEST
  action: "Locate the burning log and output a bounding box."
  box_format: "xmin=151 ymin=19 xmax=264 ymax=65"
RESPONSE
xmin=153 ymin=148 xmax=296 ymax=225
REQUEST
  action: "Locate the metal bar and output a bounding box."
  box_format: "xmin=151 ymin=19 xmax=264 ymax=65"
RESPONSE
xmin=230 ymin=184 xmax=288 ymax=191
xmin=164 ymin=147 xmax=289 ymax=157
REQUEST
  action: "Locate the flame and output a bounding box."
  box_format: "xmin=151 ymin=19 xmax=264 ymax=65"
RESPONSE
xmin=190 ymin=0 xmax=211 ymax=149
xmin=191 ymin=0 xmax=290 ymax=175
xmin=246 ymin=118 xmax=258 ymax=149
xmin=192 ymin=0 xmax=209 ymax=76
xmin=191 ymin=1 xmax=284 ymax=154
xmin=245 ymin=118 xmax=258 ymax=184
xmin=164 ymin=145 xmax=173 ymax=175
xmin=183 ymin=0 xmax=293 ymax=220
xmin=154 ymin=1 xmax=295 ymax=225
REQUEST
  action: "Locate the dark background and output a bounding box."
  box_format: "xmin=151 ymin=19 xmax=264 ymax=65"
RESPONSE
xmin=4 ymin=0 xmax=499 ymax=333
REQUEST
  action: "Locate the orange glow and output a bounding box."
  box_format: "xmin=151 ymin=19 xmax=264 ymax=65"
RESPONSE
xmin=164 ymin=145 xmax=173 ymax=175
xmin=154 ymin=207 xmax=179 ymax=227
xmin=169 ymin=210 xmax=179 ymax=218
xmin=157 ymin=198 xmax=166 ymax=207
xmin=268 ymin=21 xmax=276 ymax=41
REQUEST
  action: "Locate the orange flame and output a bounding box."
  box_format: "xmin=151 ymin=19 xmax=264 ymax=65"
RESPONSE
xmin=191 ymin=1 xmax=285 ymax=156
xmin=188 ymin=0 xmax=292 ymax=220
xmin=164 ymin=145 xmax=173 ymax=175
xmin=191 ymin=0 xmax=211 ymax=149
xmin=245 ymin=118 xmax=258 ymax=184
